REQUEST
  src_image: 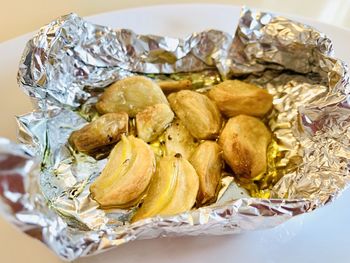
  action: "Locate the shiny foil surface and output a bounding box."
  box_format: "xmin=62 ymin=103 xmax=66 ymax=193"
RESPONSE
xmin=0 ymin=7 xmax=349 ymax=260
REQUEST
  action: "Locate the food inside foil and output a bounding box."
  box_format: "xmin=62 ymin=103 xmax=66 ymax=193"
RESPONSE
xmin=168 ymin=89 xmax=223 ymax=140
xmin=96 ymin=76 xmax=169 ymax=116
xmin=90 ymin=134 xmax=156 ymax=208
xmin=132 ymin=154 xmax=199 ymax=222
xmin=190 ymin=141 xmax=222 ymax=205
xmin=162 ymin=119 xmax=198 ymax=159
xmin=219 ymin=115 xmax=272 ymax=179
xmin=135 ymin=103 xmax=174 ymax=142
xmin=68 ymin=112 xmax=129 ymax=158
xmin=208 ymin=80 xmax=273 ymax=117
xmin=0 ymin=7 xmax=350 ymax=261
xmin=75 ymin=75 xmax=273 ymax=220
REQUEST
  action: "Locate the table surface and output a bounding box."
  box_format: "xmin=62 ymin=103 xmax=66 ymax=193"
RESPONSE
xmin=1 ymin=1 xmax=350 ymax=263
xmin=1 ymin=0 xmax=350 ymax=43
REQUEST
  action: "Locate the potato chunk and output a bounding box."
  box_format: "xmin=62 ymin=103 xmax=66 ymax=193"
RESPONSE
xmin=163 ymin=120 xmax=198 ymax=160
xmin=168 ymin=90 xmax=222 ymax=140
xmin=219 ymin=115 xmax=271 ymax=179
xmin=96 ymin=76 xmax=168 ymax=117
xmin=158 ymin=79 xmax=192 ymax=93
xmin=90 ymin=135 xmax=156 ymax=208
xmin=136 ymin=104 xmax=174 ymax=142
xmin=132 ymin=154 xmax=199 ymax=222
xmin=208 ymin=80 xmax=273 ymax=117
xmin=69 ymin=112 xmax=128 ymax=156
xmin=190 ymin=141 xmax=223 ymax=204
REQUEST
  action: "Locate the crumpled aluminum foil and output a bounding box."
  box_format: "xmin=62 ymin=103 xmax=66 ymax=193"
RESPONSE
xmin=0 ymin=7 xmax=349 ymax=261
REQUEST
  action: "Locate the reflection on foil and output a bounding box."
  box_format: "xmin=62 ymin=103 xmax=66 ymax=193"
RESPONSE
xmin=0 ymin=7 xmax=348 ymax=261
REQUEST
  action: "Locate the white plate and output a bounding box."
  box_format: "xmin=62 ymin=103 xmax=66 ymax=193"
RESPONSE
xmin=0 ymin=4 xmax=350 ymax=263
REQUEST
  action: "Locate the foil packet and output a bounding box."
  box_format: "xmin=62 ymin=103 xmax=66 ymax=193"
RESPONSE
xmin=0 ymin=7 xmax=349 ymax=261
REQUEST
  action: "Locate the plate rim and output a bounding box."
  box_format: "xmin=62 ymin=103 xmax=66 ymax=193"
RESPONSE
xmin=1 ymin=3 xmax=350 ymax=47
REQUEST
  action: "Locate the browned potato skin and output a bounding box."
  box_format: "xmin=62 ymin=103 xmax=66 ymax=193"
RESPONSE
xmin=208 ymin=80 xmax=273 ymax=118
xmin=96 ymin=76 xmax=168 ymax=117
xmin=190 ymin=141 xmax=223 ymax=205
xmin=158 ymin=79 xmax=192 ymax=93
xmin=136 ymin=104 xmax=174 ymax=142
xmin=168 ymin=90 xmax=222 ymax=140
xmin=163 ymin=119 xmax=198 ymax=159
xmin=69 ymin=112 xmax=128 ymax=155
xmin=219 ymin=115 xmax=271 ymax=179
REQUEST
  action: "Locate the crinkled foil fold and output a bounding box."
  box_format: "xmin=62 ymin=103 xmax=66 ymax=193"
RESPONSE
xmin=0 ymin=7 xmax=349 ymax=260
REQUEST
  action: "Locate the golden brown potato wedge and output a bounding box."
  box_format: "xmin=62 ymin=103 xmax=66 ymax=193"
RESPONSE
xmin=168 ymin=90 xmax=222 ymax=140
xmin=208 ymin=80 xmax=273 ymax=117
xmin=158 ymin=79 xmax=192 ymax=93
xmin=90 ymin=135 xmax=156 ymax=208
xmin=136 ymin=104 xmax=174 ymax=142
xmin=132 ymin=154 xmax=199 ymax=222
xmin=68 ymin=112 xmax=128 ymax=156
xmin=96 ymin=76 xmax=168 ymax=117
xmin=190 ymin=141 xmax=223 ymax=205
xmin=219 ymin=115 xmax=271 ymax=179
xmin=163 ymin=119 xmax=198 ymax=159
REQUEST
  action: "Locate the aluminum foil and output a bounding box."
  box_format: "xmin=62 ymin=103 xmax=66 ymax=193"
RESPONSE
xmin=0 ymin=7 xmax=349 ymax=260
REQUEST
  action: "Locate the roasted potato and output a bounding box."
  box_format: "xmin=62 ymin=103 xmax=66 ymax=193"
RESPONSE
xmin=219 ymin=115 xmax=271 ymax=179
xmin=96 ymin=76 xmax=168 ymax=117
xmin=90 ymin=135 xmax=156 ymax=208
xmin=136 ymin=104 xmax=174 ymax=142
xmin=69 ymin=112 xmax=128 ymax=156
xmin=190 ymin=141 xmax=223 ymax=204
xmin=208 ymin=80 xmax=273 ymax=117
xmin=163 ymin=119 xmax=198 ymax=159
xmin=132 ymin=154 xmax=199 ymax=222
xmin=168 ymin=90 xmax=222 ymax=140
